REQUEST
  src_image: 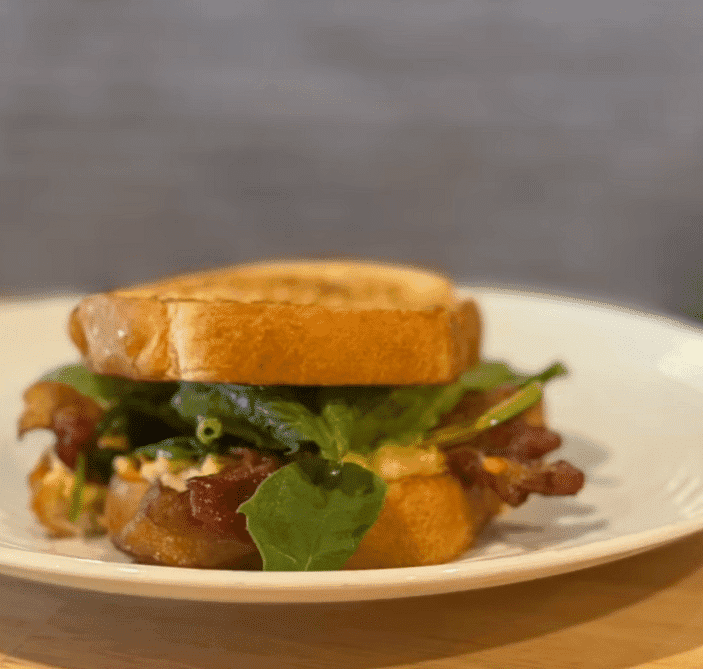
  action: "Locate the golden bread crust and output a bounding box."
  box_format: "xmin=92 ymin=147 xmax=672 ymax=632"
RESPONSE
xmin=69 ymin=260 xmax=481 ymax=385
xmin=103 ymin=474 xmax=151 ymax=537
xmin=345 ymin=474 xmax=502 ymax=569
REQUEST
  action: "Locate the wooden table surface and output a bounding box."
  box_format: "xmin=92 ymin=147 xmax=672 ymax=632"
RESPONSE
xmin=1 ymin=533 xmax=703 ymax=669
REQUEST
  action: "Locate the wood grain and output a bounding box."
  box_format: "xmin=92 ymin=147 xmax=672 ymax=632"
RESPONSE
xmin=1 ymin=532 xmax=703 ymax=669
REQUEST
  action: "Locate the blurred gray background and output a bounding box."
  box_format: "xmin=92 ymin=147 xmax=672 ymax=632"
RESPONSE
xmin=1 ymin=0 xmax=702 ymax=318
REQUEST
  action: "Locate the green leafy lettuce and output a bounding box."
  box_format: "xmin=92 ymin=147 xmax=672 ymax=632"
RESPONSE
xmin=171 ymin=383 xmax=312 ymax=453
xmin=239 ymin=458 xmax=386 ymax=571
xmin=41 ymin=363 xmax=149 ymax=407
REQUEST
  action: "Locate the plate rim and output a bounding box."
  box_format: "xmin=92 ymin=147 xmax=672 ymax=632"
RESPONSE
xmin=0 ymin=515 xmax=701 ymax=603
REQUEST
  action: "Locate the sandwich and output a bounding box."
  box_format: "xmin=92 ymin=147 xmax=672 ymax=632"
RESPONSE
xmin=18 ymin=260 xmax=584 ymax=570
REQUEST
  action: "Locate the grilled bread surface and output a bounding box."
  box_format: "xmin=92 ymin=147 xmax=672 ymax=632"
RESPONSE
xmin=69 ymin=260 xmax=481 ymax=385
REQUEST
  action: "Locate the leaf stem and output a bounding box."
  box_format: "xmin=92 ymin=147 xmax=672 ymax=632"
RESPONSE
xmin=68 ymin=452 xmax=86 ymax=523
xmin=423 ymin=381 xmax=543 ymax=450
xmin=196 ymin=416 xmax=224 ymax=446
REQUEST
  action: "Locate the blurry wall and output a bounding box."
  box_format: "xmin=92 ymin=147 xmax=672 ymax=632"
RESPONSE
xmin=1 ymin=0 xmax=702 ymax=317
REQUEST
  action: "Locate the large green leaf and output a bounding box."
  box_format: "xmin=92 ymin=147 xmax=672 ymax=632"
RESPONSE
xmin=267 ymin=400 xmax=358 ymax=461
xmin=171 ymin=383 xmax=305 ymax=452
xmin=239 ymin=459 xmax=386 ymax=571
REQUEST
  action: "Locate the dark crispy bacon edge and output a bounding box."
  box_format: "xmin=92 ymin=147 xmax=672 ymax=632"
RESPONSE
xmin=144 ymin=448 xmax=281 ymax=543
xmin=445 ymin=444 xmax=585 ymax=506
xmin=440 ymin=392 xmax=584 ymax=506
xmin=440 ymin=384 xmax=585 ymax=506
xmin=18 ymin=381 xmax=103 ymax=471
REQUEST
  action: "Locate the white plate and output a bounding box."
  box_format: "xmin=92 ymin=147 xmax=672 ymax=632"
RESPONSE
xmin=0 ymin=290 xmax=702 ymax=603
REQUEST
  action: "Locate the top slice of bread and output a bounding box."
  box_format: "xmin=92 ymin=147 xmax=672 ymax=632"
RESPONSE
xmin=68 ymin=260 xmax=481 ymax=385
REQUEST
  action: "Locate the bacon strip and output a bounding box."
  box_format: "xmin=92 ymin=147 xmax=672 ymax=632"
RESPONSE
xmin=467 ymin=420 xmax=563 ymax=462
xmin=143 ymin=448 xmax=281 ymax=543
xmin=18 ymin=381 xmax=103 ymax=470
xmin=186 ymin=449 xmax=281 ymax=541
xmin=446 ymin=444 xmax=584 ymax=506
xmin=436 ymin=385 xmax=584 ymax=505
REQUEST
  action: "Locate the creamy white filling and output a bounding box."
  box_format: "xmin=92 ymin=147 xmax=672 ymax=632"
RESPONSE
xmin=114 ymin=453 xmax=224 ymax=492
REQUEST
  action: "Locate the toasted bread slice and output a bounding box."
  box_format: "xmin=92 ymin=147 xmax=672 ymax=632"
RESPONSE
xmin=103 ymin=465 xmax=500 ymax=570
xmin=68 ymin=260 xmax=481 ymax=385
xmin=345 ymin=474 xmax=502 ymax=569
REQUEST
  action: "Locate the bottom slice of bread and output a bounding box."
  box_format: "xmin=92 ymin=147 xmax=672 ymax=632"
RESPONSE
xmin=103 ymin=469 xmax=502 ymax=570
xmin=345 ymin=474 xmax=502 ymax=569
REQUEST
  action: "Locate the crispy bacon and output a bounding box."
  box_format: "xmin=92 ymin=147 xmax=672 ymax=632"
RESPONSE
xmin=442 ymin=415 xmax=583 ymax=507
xmin=18 ymin=381 xmax=103 ymax=470
xmin=437 ymin=385 xmax=584 ymax=506
xmin=186 ymin=449 xmax=281 ymax=540
xmin=468 ymin=420 xmax=563 ymax=461
xmin=144 ymin=448 xmax=281 ymax=543
xmin=115 ymin=483 xmax=262 ymax=568
xmin=445 ymin=444 xmax=584 ymax=506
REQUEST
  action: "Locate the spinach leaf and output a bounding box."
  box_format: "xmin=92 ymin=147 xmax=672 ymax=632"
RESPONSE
xmin=40 ymin=363 xmax=149 ymax=406
xmin=348 ymin=360 xmax=568 ymax=454
xmin=314 ymin=386 xmax=390 ymax=414
xmin=96 ymin=394 xmax=188 ymax=449
xmin=458 ymin=360 xmax=567 ymax=390
xmin=349 ymin=382 xmax=467 ymax=454
xmin=239 ymin=458 xmax=386 ymax=571
xmin=267 ymin=400 xmax=357 ymax=461
xmin=456 ymin=361 xmax=517 ymax=391
xmin=132 ymin=436 xmax=205 ymax=460
xmin=169 ymin=361 xmax=568 ymax=459
xmin=172 ymin=383 xmax=315 ymax=453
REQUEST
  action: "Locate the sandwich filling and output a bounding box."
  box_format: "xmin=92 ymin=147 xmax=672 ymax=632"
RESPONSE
xmin=19 ymin=360 xmax=583 ymax=570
